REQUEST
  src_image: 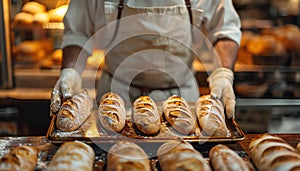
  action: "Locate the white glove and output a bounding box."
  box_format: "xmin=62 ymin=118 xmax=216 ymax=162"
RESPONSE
xmin=50 ymin=68 xmax=82 ymax=116
xmin=207 ymin=67 xmax=236 ymax=119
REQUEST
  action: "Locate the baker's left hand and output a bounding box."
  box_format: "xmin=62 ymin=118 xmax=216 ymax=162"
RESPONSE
xmin=207 ymin=67 xmax=235 ymax=119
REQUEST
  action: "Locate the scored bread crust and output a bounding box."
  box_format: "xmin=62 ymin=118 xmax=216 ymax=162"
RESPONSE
xmin=46 ymin=141 xmax=95 ymax=171
xmin=157 ymin=140 xmax=211 ymax=171
xmin=162 ymin=95 xmax=196 ymax=135
xmin=133 ymin=96 xmax=161 ymax=135
xmin=249 ymin=134 xmax=300 ymax=171
xmin=107 ymin=141 xmax=151 ymax=171
xmin=195 ymin=95 xmax=230 ymax=137
xmin=98 ymin=92 xmax=126 ymax=132
xmin=56 ymin=89 xmax=93 ymax=132
xmin=0 ymin=146 xmax=38 ymax=171
xmin=209 ymin=144 xmax=252 ymax=171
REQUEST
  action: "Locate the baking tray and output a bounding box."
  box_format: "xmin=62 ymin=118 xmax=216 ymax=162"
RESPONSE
xmin=46 ymin=104 xmax=245 ymax=144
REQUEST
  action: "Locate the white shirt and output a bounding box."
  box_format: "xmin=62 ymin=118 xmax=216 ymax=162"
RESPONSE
xmin=62 ymin=0 xmax=241 ymax=55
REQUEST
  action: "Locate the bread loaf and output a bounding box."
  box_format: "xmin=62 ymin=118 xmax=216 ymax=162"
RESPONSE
xmin=249 ymin=134 xmax=300 ymax=171
xmin=162 ymin=95 xmax=196 ymax=135
xmin=195 ymin=95 xmax=230 ymax=137
xmin=107 ymin=141 xmax=151 ymax=171
xmin=209 ymin=144 xmax=253 ymax=171
xmin=133 ymin=96 xmax=160 ymax=135
xmin=98 ymin=92 xmax=126 ymax=132
xmin=297 ymin=143 xmax=300 ymax=153
xmin=56 ymin=89 xmax=93 ymax=132
xmin=46 ymin=141 xmax=95 ymax=171
xmin=157 ymin=140 xmax=211 ymax=171
xmin=48 ymin=5 xmax=68 ymax=22
xmin=14 ymin=12 xmax=34 ymax=25
xmin=0 ymin=146 xmax=38 ymax=171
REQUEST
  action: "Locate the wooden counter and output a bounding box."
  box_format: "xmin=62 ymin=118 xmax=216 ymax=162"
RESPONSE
xmin=0 ymin=134 xmax=299 ymax=170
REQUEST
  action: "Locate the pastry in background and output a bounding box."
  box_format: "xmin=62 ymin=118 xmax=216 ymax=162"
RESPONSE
xmin=209 ymin=144 xmax=254 ymax=171
xmin=14 ymin=12 xmax=34 ymax=25
xmin=56 ymin=89 xmax=93 ymax=132
xmin=46 ymin=141 xmax=95 ymax=171
xmin=22 ymin=2 xmax=46 ymax=15
xmin=133 ymin=96 xmax=161 ymax=135
xmin=16 ymin=40 xmax=47 ymax=63
xmin=249 ymin=134 xmax=300 ymax=171
xmin=33 ymin=12 xmax=50 ymax=25
xmin=0 ymin=146 xmax=38 ymax=171
xmin=98 ymin=92 xmax=126 ymax=133
xmin=195 ymin=95 xmax=230 ymax=137
xmin=246 ymin=35 xmax=287 ymax=57
xmin=157 ymin=140 xmax=211 ymax=171
xmin=162 ymin=95 xmax=196 ymax=135
xmin=48 ymin=5 xmax=68 ymax=22
xmin=107 ymin=141 xmax=151 ymax=171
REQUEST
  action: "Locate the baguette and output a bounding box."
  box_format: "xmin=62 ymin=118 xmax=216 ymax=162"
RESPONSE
xmin=157 ymin=140 xmax=211 ymax=171
xmin=195 ymin=95 xmax=230 ymax=137
xmin=98 ymin=92 xmax=126 ymax=132
xmin=162 ymin=95 xmax=196 ymax=135
xmin=107 ymin=140 xmax=151 ymax=171
xmin=133 ymin=96 xmax=160 ymax=135
xmin=56 ymin=89 xmax=93 ymax=132
xmin=0 ymin=146 xmax=38 ymax=171
xmin=209 ymin=144 xmax=253 ymax=171
xmin=249 ymin=134 xmax=300 ymax=171
xmin=46 ymin=141 xmax=95 ymax=171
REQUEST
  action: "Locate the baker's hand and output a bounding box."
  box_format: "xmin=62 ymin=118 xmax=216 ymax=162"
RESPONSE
xmin=207 ymin=67 xmax=235 ymax=119
xmin=50 ymin=68 xmax=82 ymax=116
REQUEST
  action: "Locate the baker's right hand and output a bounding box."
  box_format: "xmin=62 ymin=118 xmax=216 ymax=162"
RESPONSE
xmin=50 ymin=68 xmax=82 ymax=116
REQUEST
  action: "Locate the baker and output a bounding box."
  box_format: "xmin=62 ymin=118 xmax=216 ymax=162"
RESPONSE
xmin=50 ymin=0 xmax=241 ymax=119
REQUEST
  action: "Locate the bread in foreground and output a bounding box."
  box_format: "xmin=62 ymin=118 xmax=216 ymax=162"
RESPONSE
xmin=56 ymin=89 xmax=93 ymax=132
xmin=163 ymin=95 xmax=196 ymax=135
xmin=0 ymin=146 xmax=38 ymax=171
xmin=98 ymin=92 xmax=126 ymax=133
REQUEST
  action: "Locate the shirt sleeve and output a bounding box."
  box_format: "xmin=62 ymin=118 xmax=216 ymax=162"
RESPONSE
xmin=202 ymin=0 xmax=241 ymax=46
xmin=61 ymin=0 xmax=106 ymax=55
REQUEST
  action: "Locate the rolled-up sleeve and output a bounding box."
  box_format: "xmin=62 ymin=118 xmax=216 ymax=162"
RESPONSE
xmin=202 ymin=0 xmax=241 ymax=45
xmin=61 ymin=0 xmax=106 ymax=54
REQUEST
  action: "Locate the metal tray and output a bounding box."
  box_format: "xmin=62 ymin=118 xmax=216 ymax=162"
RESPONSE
xmin=46 ymin=105 xmax=245 ymax=144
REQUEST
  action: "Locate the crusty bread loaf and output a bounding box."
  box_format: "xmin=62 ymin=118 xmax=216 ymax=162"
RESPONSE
xmin=133 ymin=96 xmax=160 ymax=135
xmin=56 ymin=89 xmax=93 ymax=132
xmin=98 ymin=92 xmax=126 ymax=132
xmin=107 ymin=141 xmax=151 ymax=171
xmin=209 ymin=144 xmax=253 ymax=171
xmin=249 ymin=134 xmax=300 ymax=171
xmin=195 ymin=95 xmax=230 ymax=137
xmin=157 ymin=140 xmax=211 ymax=171
xmin=162 ymin=95 xmax=196 ymax=135
xmin=33 ymin=12 xmax=50 ymax=25
xmin=46 ymin=141 xmax=95 ymax=171
xmin=0 ymin=146 xmax=38 ymax=171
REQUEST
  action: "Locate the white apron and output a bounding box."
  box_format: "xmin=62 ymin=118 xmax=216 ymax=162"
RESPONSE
xmin=96 ymin=0 xmax=199 ymax=103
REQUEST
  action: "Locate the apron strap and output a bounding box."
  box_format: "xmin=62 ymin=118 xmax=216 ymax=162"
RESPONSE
xmin=185 ymin=0 xmax=193 ymax=25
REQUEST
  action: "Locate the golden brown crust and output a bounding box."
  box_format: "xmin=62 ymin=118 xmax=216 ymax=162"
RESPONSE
xmin=56 ymin=89 xmax=93 ymax=132
xmin=209 ymin=144 xmax=253 ymax=171
xmin=48 ymin=5 xmax=68 ymax=22
xmin=157 ymin=140 xmax=211 ymax=171
xmin=133 ymin=96 xmax=160 ymax=135
xmin=249 ymin=134 xmax=300 ymax=171
xmin=107 ymin=141 xmax=151 ymax=171
xmin=0 ymin=146 xmax=38 ymax=171
xmin=98 ymin=92 xmax=126 ymax=132
xmin=46 ymin=141 xmax=95 ymax=171
xmin=195 ymin=95 xmax=230 ymax=137
xmin=162 ymin=95 xmax=196 ymax=135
